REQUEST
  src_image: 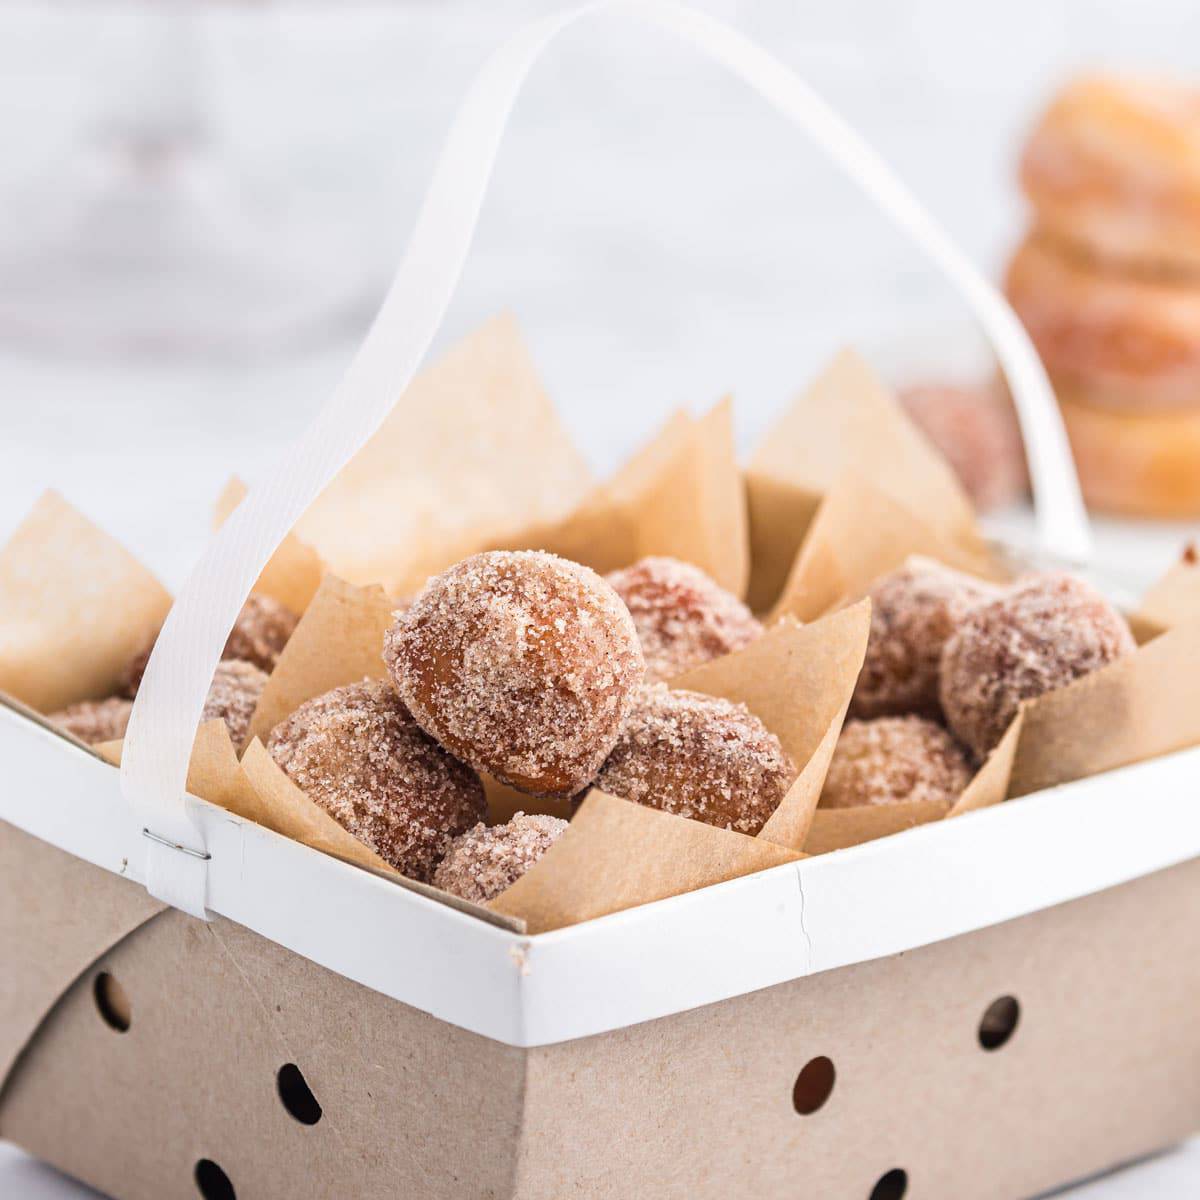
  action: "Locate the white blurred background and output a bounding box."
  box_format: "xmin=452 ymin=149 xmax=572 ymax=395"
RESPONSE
xmin=0 ymin=0 xmax=1197 ymax=585
xmin=0 ymin=2 xmax=1198 ymax=1194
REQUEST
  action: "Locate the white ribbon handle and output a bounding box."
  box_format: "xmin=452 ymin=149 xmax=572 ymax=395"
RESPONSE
xmin=120 ymin=0 xmax=1091 ymax=918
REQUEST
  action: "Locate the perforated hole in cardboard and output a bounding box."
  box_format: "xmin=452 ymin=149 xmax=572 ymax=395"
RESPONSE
xmin=869 ymin=1167 xmax=908 ymax=1199
xmin=978 ymin=995 xmax=1020 ymax=1051
xmin=792 ymin=1055 xmax=836 ymax=1114
xmin=92 ymin=971 xmax=131 ymax=1033
xmin=194 ymin=1159 xmax=236 ymax=1200
xmin=277 ymin=1062 xmax=323 ymax=1125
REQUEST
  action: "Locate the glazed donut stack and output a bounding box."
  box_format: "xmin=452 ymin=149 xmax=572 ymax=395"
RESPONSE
xmin=1005 ymin=74 xmax=1200 ymax=517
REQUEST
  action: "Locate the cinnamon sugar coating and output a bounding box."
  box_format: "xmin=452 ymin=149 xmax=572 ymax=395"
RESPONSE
xmin=821 ymin=715 xmax=973 ymax=809
xmin=119 ymin=592 xmax=298 ymax=697
xmin=222 ymin=593 xmax=299 ymax=673
xmin=267 ymin=679 xmax=486 ymax=882
xmin=49 ymin=696 xmax=132 ymax=745
xmin=384 ymin=551 xmax=645 ymax=799
xmin=117 ymin=640 xmax=154 ymax=698
xmin=594 ymin=684 xmax=795 ymax=834
xmin=433 ymin=812 xmax=568 ymax=904
xmin=203 ymin=659 xmax=268 ymax=750
xmin=51 ymin=661 xmax=266 ymax=749
xmin=852 ymin=559 xmax=1000 ymax=720
xmin=940 ymin=572 xmax=1135 ymax=757
xmin=605 ymin=556 xmax=762 ymax=681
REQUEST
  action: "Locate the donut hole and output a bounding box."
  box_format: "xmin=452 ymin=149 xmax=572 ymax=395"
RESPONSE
xmin=869 ymin=1167 xmax=908 ymax=1200
xmin=792 ymin=1055 xmax=836 ymax=1114
xmin=194 ymin=1159 xmax=236 ymax=1200
xmin=978 ymin=995 xmax=1021 ymax=1051
xmin=277 ymin=1062 xmax=323 ymax=1125
xmin=93 ymin=972 xmax=131 ymax=1033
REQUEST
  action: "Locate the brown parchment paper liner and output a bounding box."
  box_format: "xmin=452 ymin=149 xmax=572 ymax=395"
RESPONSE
xmin=290 ymin=313 xmax=593 ymax=597
xmin=96 ymin=721 xmax=268 ymax=828
xmin=0 ymin=492 xmax=172 ymax=714
xmin=674 ymin=602 xmax=870 ymax=849
xmin=495 ymin=397 xmax=749 ymax=598
xmin=745 ymin=349 xmax=983 ymax=612
xmin=245 ymin=574 xmax=395 ymax=746
xmin=769 ymin=474 xmax=1001 ymax=624
xmin=1010 ymin=620 xmax=1200 ymax=797
xmin=489 ymin=791 xmax=802 ymax=934
xmin=802 ymin=714 xmax=1023 ymax=856
xmin=1134 ymin=544 xmax=1200 ymax=635
xmin=488 ymin=604 xmax=869 ymax=933
xmin=213 ymin=478 xmax=326 ymax=615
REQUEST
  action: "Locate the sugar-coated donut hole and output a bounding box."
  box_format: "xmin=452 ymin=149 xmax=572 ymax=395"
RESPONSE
xmin=221 ymin=593 xmax=299 ymax=673
xmin=595 ymin=684 xmax=794 ymax=834
xmin=852 ymin=559 xmax=1000 ymax=721
xmin=822 ymin=716 xmax=973 ymax=809
xmin=202 ymin=659 xmax=267 ymax=750
xmin=52 ymin=656 xmax=268 ymax=750
xmin=384 ymin=551 xmax=645 ymax=799
xmin=48 ymin=696 xmax=133 ymax=745
xmin=605 ymin=555 xmax=762 ymax=682
xmin=267 ymin=679 xmax=486 ymax=881
xmin=118 ymin=591 xmax=298 ymax=698
xmin=433 ymin=812 xmax=568 ymax=903
xmin=939 ymin=572 xmax=1135 ymax=757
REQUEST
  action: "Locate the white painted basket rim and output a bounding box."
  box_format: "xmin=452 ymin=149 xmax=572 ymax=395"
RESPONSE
xmin=4 ymin=698 xmax=1197 ymax=1048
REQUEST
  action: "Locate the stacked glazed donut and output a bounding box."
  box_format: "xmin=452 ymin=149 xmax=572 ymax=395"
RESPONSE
xmin=1005 ymin=74 xmax=1200 ymax=516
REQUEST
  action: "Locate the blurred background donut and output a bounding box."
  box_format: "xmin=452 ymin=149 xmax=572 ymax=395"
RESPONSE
xmin=1006 ymin=72 xmax=1200 ymax=518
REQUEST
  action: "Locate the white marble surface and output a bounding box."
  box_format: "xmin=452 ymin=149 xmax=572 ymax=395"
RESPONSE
xmin=0 ymin=2 xmax=1198 ymax=1196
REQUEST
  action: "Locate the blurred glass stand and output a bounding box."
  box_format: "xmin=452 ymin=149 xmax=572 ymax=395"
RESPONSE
xmin=0 ymin=0 xmax=374 ymax=359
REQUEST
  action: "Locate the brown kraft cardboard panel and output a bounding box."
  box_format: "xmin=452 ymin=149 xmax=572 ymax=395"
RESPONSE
xmin=514 ymin=857 xmax=1200 ymax=1199
xmin=0 ymin=824 xmax=164 ymax=1094
xmin=5 ymin=821 xmax=1200 ymax=1198
xmin=1 ymin=901 xmax=527 ymax=1200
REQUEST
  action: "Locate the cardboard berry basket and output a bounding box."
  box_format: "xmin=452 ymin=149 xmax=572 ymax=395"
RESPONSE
xmin=4 ymin=5 xmax=1200 ymax=1199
